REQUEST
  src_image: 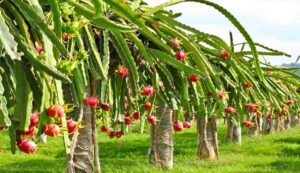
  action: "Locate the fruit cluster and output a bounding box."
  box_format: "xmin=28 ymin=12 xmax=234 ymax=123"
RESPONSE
xmin=17 ymin=105 xmax=79 ymax=154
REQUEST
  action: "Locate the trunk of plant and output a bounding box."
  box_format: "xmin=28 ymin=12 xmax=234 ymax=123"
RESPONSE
xmin=285 ymin=115 xmax=291 ymax=129
xmin=148 ymin=123 xmax=155 ymax=161
xmin=291 ymin=114 xmax=299 ymax=126
xmin=150 ymin=105 xmax=173 ymax=169
xmin=197 ymin=116 xmax=218 ymax=160
xmin=275 ymin=118 xmax=280 ymax=132
xmin=223 ymin=117 xmax=227 ymax=125
xmin=125 ymin=125 xmax=130 ymax=132
xmin=67 ymin=79 xmax=100 ymax=173
xmin=69 ymin=87 xmax=94 ymax=173
xmin=275 ymin=117 xmax=285 ymax=132
xmin=66 ymin=104 xmax=84 ymax=173
xmin=227 ymin=117 xmax=241 ymax=145
xmin=269 ymin=118 xmax=275 ymax=133
xmin=263 ymin=117 xmax=275 ymax=134
xmin=91 ymin=80 xmax=101 ymax=173
xmin=262 ymin=116 xmax=268 ymax=133
xmin=248 ymin=114 xmax=259 ymax=136
xmin=257 ymin=116 xmax=263 ymax=132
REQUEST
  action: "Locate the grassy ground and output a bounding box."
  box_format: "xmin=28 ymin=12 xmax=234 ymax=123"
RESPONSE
xmin=0 ymin=124 xmax=300 ymax=173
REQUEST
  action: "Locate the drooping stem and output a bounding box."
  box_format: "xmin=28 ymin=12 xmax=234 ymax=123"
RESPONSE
xmin=66 ymin=104 xmax=84 ymax=173
xmin=71 ymin=82 xmax=94 ymax=172
xmin=91 ymin=79 xmax=101 ymax=173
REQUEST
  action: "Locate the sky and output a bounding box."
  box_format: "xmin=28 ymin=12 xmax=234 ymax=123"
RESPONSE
xmin=144 ymin=0 xmax=300 ymax=65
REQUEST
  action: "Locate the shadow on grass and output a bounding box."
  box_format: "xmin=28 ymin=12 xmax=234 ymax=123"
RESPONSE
xmin=99 ymin=139 xmax=150 ymax=159
xmin=173 ymin=131 xmax=197 ymax=155
xmin=280 ymin=147 xmax=300 ymax=157
xmin=0 ymin=158 xmax=65 ymax=173
xmin=270 ymin=160 xmax=300 ymax=172
xmin=275 ymin=137 xmax=300 ymax=145
xmin=98 ymin=131 xmax=199 ymax=171
xmin=98 ymin=137 xmax=153 ymax=172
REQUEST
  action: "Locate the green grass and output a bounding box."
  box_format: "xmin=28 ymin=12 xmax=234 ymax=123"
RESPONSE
xmin=1 ymin=125 xmax=300 ymax=173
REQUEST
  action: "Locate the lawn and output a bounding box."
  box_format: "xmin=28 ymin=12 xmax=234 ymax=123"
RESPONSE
xmin=1 ymin=124 xmax=300 ymax=173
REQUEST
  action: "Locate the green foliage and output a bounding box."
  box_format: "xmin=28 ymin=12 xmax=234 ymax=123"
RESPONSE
xmin=0 ymin=11 xmax=22 ymax=60
xmin=14 ymin=60 xmax=33 ymax=131
xmin=0 ymin=73 xmax=10 ymax=126
xmin=0 ymin=0 xmax=299 ymax=160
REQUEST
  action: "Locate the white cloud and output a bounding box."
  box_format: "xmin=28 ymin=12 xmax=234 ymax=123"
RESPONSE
xmin=256 ymin=38 xmax=300 ymax=65
xmin=144 ymin=0 xmax=300 ymax=65
xmin=145 ymin=0 xmax=300 ymax=25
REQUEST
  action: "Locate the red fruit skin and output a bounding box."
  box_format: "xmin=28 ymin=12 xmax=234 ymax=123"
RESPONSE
xmin=245 ymin=103 xmax=253 ymax=111
xmin=256 ymin=111 xmax=262 ymax=116
xmin=144 ymin=102 xmax=152 ymax=110
xmin=108 ymin=131 xmax=115 ymax=138
xmin=243 ymin=82 xmax=253 ymax=88
xmin=100 ymin=102 xmax=111 ymax=111
xmin=266 ymin=113 xmax=272 ymax=120
xmin=153 ymin=23 xmax=160 ymax=28
xmin=57 ymin=121 xmax=63 ymax=127
xmin=35 ymin=42 xmax=43 ymax=54
xmin=42 ymin=124 xmax=60 ymax=137
xmin=115 ymin=131 xmax=123 ymax=138
xmin=183 ymin=122 xmax=192 ymax=128
xmin=124 ymin=117 xmax=131 ymax=125
xmin=46 ymin=105 xmax=58 ymax=118
xmin=17 ymin=139 xmax=37 ymax=154
xmin=287 ymin=100 xmax=294 ymax=105
xmin=132 ymin=112 xmax=140 ymax=120
xmin=56 ymin=107 xmax=65 ymax=117
xmin=189 ymin=74 xmax=200 ymax=82
xmin=141 ymin=86 xmax=155 ymax=96
xmin=281 ymin=103 xmax=287 ymax=110
xmin=84 ymin=97 xmax=99 ymax=107
xmin=19 ymin=126 xmax=36 ymax=136
xmin=220 ymin=50 xmax=230 ymax=59
xmin=101 ymin=126 xmax=110 ymax=133
xmin=173 ymin=121 xmax=183 ymax=132
xmin=67 ymin=120 xmax=78 ymax=133
xmin=147 ymin=116 xmax=157 ymax=125
xmin=245 ymin=103 xmax=257 ymax=112
xmin=224 ymin=107 xmax=235 ymax=114
xmin=116 ymin=66 xmax=129 ymax=77
xmin=125 ymin=111 xmax=130 ymax=117
xmin=208 ymin=92 xmax=214 ymax=98
xmin=265 ymin=71 xmax=273 ymax=76
xmin=46 ymin=105 xmax=65 ymax=118
xmin=171 ymin=38 xmax=180 ymax=49
xmin=243 ymin=121 xmax=253 ymax=128
xmin=62 ymin=33 xmax=69 ymax=41
xmin=30 ymin=112 xmax=40 ymax=127
xmin=175 ymin=51 xmax=187 ymax=61
xmin=218 ymin=91 xmax=224 ymax=100
xmin=279 ymin=111 xmax=285 ymax=118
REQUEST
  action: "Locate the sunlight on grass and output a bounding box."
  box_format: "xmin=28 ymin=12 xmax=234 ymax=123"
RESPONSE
xmin=1 ymin=125 xmax=300 ymax=173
